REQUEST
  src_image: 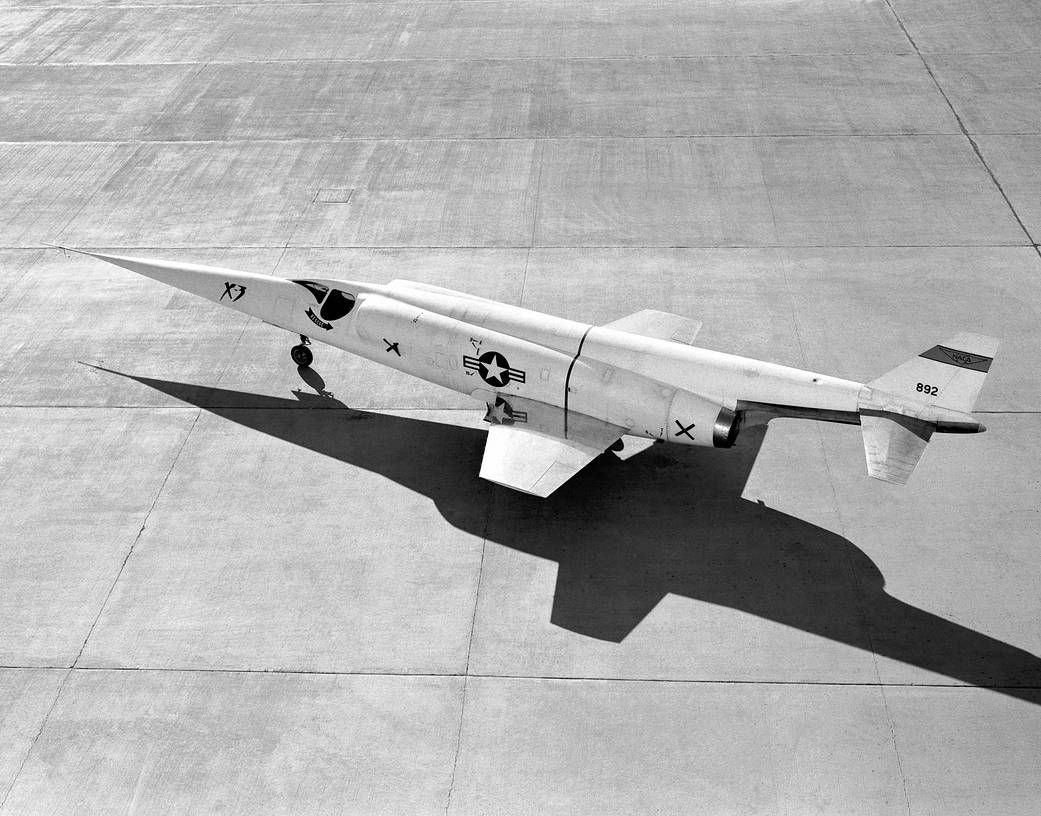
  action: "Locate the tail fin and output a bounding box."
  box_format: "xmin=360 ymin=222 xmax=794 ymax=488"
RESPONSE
xmin=866 ymin=332 xmax=998 ymax=413
xmin=859 ymin=333 xmax=998 ymax=484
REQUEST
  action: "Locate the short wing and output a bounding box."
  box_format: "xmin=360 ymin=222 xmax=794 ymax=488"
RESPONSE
xmin=478 ymin=399 xmax=626 ymax=497
xmin=481 ymin=427 xmax=606 ymax=497
xmin=602 ymin=309 xmax=702 ymax=345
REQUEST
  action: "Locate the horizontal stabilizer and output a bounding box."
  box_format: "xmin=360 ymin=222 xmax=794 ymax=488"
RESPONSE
xmin=868 ymin=332 xmax=998 ymax=413
xmin=602 ymin=309 xmax=702 ymax=345
xmin=861 ymin=413 xmax=934 ymax=485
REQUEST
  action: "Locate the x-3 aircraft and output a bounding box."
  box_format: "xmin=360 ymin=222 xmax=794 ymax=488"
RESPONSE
xmin=59 ymin=248 xmax=998 ymax=497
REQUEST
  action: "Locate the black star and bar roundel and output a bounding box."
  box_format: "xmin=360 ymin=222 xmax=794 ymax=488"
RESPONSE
xmin=463 ymin=350 xmax=526 ymax=388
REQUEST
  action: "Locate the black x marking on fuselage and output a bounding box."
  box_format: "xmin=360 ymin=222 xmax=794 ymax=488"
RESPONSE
xmin=383 ymin=339 xmax=401 ymax=356
xmin=674 ymin=420 xmax=696 ymax=439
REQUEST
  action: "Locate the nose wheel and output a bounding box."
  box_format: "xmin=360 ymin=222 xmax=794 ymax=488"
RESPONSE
xmin=291 ymin=335 xmax=313 ymax=367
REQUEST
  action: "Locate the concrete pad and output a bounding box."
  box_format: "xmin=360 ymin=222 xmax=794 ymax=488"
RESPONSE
xmin=290 ymin=140 xmax=542 ymax=248
xmin=559 ymin=0 xmax=911 ymax=57
xmin=54 ymin=141 xmax=332 ymax=249
xmin=0 ymin=408 xmax=195 ymax=665
xmin=0 ymin=143 xmax=135 ymax=248
xmin=219 ymin=248 xmax=529 ymax=410
xmin=449 ymin=678 xmax=907 ymax=815
xmin=0 ymin=6 xmax=233 ymax=64
xmin=49 ymin=3 xmax=390 ymax=65
xmin=216 ymin=4 xmax=406 ymax=62
xmin=555 ymin=55 xmax=956 ymax=136
xmin=1 ymin=55 xmax=956 ymax=142
xmin=0 ymin=248 xmax=43 ymax=303
xmin=78 ymin=409 xmax=488 ymax=673
xmin=776 ymin=246 xmax=1041 ymax=410
xmin=816 ymin=414 xmax=1041 ymax=694
xmin=887 ymin=687 xmax=1041 ymax=816
xmin=0 ymin=7 xmax=50 ymax=59
xmin=0 ymin=670 xmax=463 ymax=816
xmin=2 ymin=0 xmax=1040 ymax=810
xmin=0 ymin=65 xmax=193 ymax=142
xmin=0 ymin=670 xmax=64 ymax=796
xmin=890 ymin=0 xmax=1041 ymax=53
xmin=468 ymin=421 xmax=882 ymax=682
xmin=535 ymin=137 xmax=1027 ymax=247
xmin=149 ymin=60 xmax=549 ymax=141
xmin=390 ymin=2 xmax=565 ymax=60
xmin=139 ymin=55 xmax=956 ymax=141
xmin=928 ymin=53 xmax=1041 ymax=133
xmin=975 ymin=136 xmax=1041 ymax=242
xmin=148 ymin=62 xmax=378 ymax=141
xmin=55 ymin=140 xmax=542 ymax=249
xmin=0 ymin=248 xmax=283 ymax=407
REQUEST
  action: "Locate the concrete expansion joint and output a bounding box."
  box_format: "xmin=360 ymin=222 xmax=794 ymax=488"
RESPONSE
xmin=3 ymin=665 xmax=1039 ymax=690
xmin=882 ymin=0 xmax=1041 ymax=257
xmin=0 ymin=667 xmax=74 ymax=813
xmin=68 ymin=410 xmax=203 ymax=672
xmin=1 ymin=53 xmax=940 ymax=69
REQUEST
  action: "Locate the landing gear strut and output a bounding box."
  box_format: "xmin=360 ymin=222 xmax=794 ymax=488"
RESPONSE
xmin=291 ymin=335 xmax=313 ymax=367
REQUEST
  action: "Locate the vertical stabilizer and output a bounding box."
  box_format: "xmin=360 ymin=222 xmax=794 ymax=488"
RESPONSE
xmin=859 ymin=333 xmax=997 ymax=484
xmin=866 ymin=332 xmax=998 ymax=413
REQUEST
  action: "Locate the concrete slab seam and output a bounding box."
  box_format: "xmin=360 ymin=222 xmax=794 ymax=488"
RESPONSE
xmin=528 ymin=140 xmax=547 ymax=250
xmin=810 ymin=318 xmax=915 ymax=816
xmin=0 ymin=668 xmax=72 ymax=814
xmin=3 ymin=135 xmax=1002 ymax=146
xmin=16 ymin=243 xmax=1039 ymax=252
xmin=443 ymin=492 xmax=494 ymax=816
xmin=882 ymin=0 xmax=1041 ymax=262
xmin=4 ymin=665 xmax=1038 ymax=691
xmin=821 ymin=427 xmax=913 ymax=813
xmin=69 ymin=409 xmax=204 ymax=670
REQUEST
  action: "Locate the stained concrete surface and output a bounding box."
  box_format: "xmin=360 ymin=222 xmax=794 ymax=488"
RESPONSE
xmin=1 ymin=0 xmax=1040 ymax=814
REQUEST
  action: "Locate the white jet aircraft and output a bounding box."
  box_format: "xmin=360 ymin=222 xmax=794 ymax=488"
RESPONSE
xmin=57 ymin=248 xmax=997 ymax=497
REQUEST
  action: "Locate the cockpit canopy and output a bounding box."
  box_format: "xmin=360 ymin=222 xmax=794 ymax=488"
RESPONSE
xmin=293 ymin=280 xmax=356 ymax=321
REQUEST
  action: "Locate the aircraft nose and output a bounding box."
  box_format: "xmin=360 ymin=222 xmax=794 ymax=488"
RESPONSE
xmin=978 ymin=422 xmax=987 ymax=433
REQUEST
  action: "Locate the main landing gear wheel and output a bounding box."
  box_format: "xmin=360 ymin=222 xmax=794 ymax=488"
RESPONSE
xmin=291 ymin=343 xmax=313 ymax=367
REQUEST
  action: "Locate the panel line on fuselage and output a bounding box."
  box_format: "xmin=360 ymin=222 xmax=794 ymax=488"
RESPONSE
xmin=563 ymin=327 xmax=593 ymax=440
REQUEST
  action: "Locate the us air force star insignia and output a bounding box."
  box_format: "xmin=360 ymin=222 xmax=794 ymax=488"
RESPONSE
xmin=479 ymin=352 xmax=509 ymax=386
xmin=484 ymin=397 xmax=513 ymax=425
xmin=483 ymin=397 xmax=527 ymax=425
xmin=463 ymin=350 xmax=526 ymax=387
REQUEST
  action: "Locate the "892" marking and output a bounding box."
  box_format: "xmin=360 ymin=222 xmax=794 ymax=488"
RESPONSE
xmin=916 ymin=382 xmax=939 ymax=397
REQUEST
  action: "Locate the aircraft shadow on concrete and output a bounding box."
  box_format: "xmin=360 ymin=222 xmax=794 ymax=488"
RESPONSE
xmin=88 ymin=364 xmax=1041 ymax=705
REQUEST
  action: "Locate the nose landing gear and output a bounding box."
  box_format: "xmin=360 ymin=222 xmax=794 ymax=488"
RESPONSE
xmin=291 ymin=335 xmax=313 ymax=367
